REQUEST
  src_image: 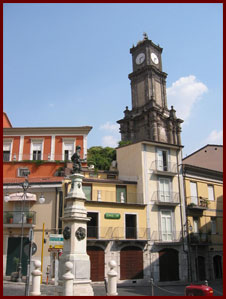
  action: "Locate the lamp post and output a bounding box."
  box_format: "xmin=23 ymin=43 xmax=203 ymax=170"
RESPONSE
xmin=4 ymin=175 xmax=45 ymax=288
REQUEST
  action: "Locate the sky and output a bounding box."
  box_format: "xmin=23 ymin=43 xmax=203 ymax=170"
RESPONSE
xmin=3 ymin=3 xmax=223 ymax=157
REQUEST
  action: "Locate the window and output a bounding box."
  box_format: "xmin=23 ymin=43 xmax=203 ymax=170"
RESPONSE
xmin=208 ymin=185 xmax=215 ymax=201
xmin=14 ymin=202 xmax=29 ymax=223
xmin=161 ymin=210 xmax=173 ymax=241
xmin=211 ymin=218 xmax=216 ymax=234
xmin=125 ymin=214 xmax=137 ymax=239
xmin=159 ymin=178 xmax=171 ymax=202
xmin=3 ymin=142 xmax=12 ymax=161
xmin=31 ymin=141 xmax=43 ymax=160
xmin=87 ymin=212 xmax=98 ymax=238
xmin=116 ymin=186 xmax=127 ymax=203
xmin=190 ymin=182 xmax=198 ymax=204
xmin=83 ymin=185 xmax=92 ymax=201
xmin=62 ymin=140 xmax=75 ymax=161
xmin=17 ymin=168 xmax=30 ymax=177
xmin=157 ymin=149 xmax=168 ymax=171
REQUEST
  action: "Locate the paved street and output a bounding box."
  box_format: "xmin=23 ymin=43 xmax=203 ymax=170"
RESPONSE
xmin=3 ymin=280 xmax=223 ymax=296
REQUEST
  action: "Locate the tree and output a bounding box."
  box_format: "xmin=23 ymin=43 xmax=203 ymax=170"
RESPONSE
xmin=87 ymin=146 xmax=116 ymax=171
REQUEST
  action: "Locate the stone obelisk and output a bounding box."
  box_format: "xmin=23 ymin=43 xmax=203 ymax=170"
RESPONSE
xmin=58 ymin=146 xmax=94 ymax=296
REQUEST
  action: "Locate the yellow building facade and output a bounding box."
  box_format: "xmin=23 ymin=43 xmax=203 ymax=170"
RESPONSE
xmin=62 ymin=169 xmax=149 ymax=284
xmin=183 ymin=145 xmax=223 ymax=282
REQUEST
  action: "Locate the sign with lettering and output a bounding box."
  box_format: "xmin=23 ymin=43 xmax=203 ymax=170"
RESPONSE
xmin=49 ymin=234 xmax=64 ymax=248
xmin=104 ymin=213 xmax=121 ymax=219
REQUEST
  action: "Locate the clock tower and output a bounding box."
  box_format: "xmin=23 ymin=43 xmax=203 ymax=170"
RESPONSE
xmin=117 ymin=33 xmax=183 ymax=145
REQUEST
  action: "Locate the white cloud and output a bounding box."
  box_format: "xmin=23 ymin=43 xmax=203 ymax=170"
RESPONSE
xmin=101 ymin=135 xmax=119 ymax=148
xmin=204 ymin=129 xmax=223 ymax=144
xmin=100 ymin=121 xmax=119 ymax=132
xmin=167 ymin=75 xmax=208 ymax=122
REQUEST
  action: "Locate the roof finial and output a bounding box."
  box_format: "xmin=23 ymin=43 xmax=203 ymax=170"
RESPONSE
xmin=143 ymin=32 xmax=148 ymax=40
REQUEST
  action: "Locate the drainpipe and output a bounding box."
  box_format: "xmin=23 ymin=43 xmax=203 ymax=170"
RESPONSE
xmin=55 ymin=188 xmax=58 ymax=234
xmin=176 ymin=148 xmax=190 ymax=282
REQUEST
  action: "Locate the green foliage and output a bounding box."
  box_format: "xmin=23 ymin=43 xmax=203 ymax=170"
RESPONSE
xmin=87 ymin=146 xmax=116 ymax=171
xmin=118 ymin=140 xmax=132 ymax=147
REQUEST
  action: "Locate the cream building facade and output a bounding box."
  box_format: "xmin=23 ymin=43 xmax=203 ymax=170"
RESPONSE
xmin=117 ymin=141 xmax=188 ymax=282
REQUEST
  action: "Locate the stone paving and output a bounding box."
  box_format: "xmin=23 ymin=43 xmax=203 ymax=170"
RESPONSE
xmin=3 ymin=279 xmax=223 ymax=296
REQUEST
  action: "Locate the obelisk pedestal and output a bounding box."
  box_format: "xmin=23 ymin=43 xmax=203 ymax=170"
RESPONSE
xmin=58 ymin=173 xmax=94 ymax=296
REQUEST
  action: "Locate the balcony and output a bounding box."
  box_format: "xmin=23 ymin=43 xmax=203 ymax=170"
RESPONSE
xmin=188 ymin=232 xmax=211 ymax=245
xmin=85 ymin=190 xmax=144 ymax=204
xmin=3 ymin=153 xmax=85 ymax=162
xmin=152 ymin=191 xmax=180 ymax=206
xmin=151 ymin=231 xmax=182 ymax=244
xmin=87 ymin=226 xmax=149 ymax=240
xmin=150 ymin=160 xmax=177 ymax=176
xmin=3 ymin=211 xmax=36 ymax=228
xmin=186 ymin=197 xmax=208 ymax=215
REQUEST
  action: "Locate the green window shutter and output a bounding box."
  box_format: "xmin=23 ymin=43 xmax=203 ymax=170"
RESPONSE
xmin=83 ymin=185 xmax=92 ymax=201
xmin=116 ymin=186 xmax=127 ymax=203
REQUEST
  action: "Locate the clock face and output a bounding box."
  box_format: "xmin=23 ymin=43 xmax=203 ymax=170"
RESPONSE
xmin=151 ymin=52 xmax=159 ymax=65
xmin=136 ymin=53 xmax=145 ymax=65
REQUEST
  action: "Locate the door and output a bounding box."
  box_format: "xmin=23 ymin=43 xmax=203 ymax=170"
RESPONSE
xmin=87 ymin=246 xmax=105 ymax=281
xmin=159 ymin=248 xmax=179 ymax=281
xmin=120 ymin=246 xmax=143 ymax=280
xmin=190 ymin=182 xmax=198 ymax=204
xmin=159 ymin=178 xmax=171 ymax=202
xmin=161 ymin=210 xmax=173 ymax=241
xmin=6 ymin=237 xmax=29 ymax=276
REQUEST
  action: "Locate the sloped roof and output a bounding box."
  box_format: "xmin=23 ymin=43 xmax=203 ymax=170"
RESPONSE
xmin=182 ymin=144 xmax=223 ymax=172
xmin=3 ymin=176 xmax=64 ymax=185
xmin=3 ymin=112 xmax=12 ymax=128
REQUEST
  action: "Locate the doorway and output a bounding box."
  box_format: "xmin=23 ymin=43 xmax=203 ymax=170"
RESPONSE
xmin=213 ymin=255 xmax=222 ymax=279
xmin=6 ymin=237 xmax=29 ymax=276
xmin=195 ymin=256 xmax=206 ymax=281
xmin=159 ymin=248 xmax=179 ymax=281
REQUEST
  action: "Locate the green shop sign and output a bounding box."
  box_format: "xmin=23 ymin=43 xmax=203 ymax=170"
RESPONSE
xmin=104 ymin=213 xmax=121 ymax=219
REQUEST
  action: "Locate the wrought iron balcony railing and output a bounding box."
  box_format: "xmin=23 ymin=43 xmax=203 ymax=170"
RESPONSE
xmin=186 ymin=197 xmax=208 ymax=209
xmin=151 ymin=230 xmax=182 ymax=243
xmin=3 ymin=211 xmax=36 ymax=225
xmin=151 ymin=191 xmax=180 ymax=205
xmin=188 ymin=232 xmax=211 ymax=244
xmin=87 ymin=226 xmax=149 ymax=240
xmin=86 ymin=190 xmax=144 ymax=204
xmin=150 ymin=160 xmax=177 ymax=174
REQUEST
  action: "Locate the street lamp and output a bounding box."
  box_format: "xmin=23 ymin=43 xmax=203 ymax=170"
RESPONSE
xmin=4 ymin=175 xmax=46 ymax=285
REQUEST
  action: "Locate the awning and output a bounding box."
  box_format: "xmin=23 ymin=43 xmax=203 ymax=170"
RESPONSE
xmin=8 ymin=192 xmax=37 ymax=201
